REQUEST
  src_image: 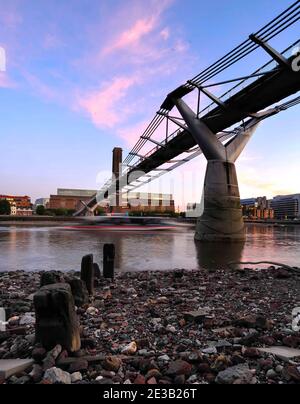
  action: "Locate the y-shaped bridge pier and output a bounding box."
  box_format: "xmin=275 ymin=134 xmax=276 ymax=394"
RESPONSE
xmin=174 ymin=98 xmax=275 ymax=241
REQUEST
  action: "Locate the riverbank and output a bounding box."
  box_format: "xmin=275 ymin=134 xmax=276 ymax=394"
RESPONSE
xmin=0 ymin=215 xmax=80 ymax=225
xmin=1 ymin=267 xmax=300 ymax=384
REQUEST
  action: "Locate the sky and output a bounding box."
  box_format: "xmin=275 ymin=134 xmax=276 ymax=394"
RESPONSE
xmin=0 ymin=0 xmax=299 ymax=208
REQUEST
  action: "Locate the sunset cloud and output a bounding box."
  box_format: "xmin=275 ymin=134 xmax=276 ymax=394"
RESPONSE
xmin=78 ymin=76 xmax=139 ymax=128
xmin=102 ymin=16 xmax=157 ymax=55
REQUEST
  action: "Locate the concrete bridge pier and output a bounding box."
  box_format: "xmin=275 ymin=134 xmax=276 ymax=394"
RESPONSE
xmin=174 ymin=98 xmax=269 ymax=242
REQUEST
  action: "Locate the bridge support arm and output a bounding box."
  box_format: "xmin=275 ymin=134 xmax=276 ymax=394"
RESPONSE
xmin=174 ymin=98 xmax=226 ymax=161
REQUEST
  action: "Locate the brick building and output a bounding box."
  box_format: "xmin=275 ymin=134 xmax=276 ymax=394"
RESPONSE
xmin=49 ymin=189 xmax=97 ymax=211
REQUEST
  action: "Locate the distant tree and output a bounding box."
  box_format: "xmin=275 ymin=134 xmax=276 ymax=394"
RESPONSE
xmin=95 ymin=207 xmax=105 ymax=216
xmin=54 ymin=208 xmax=68 ymax=216
xmin=0 ymin=199 xmax=11 ymax=215
xmin=36 ymin=205 xmax=46 ymax=215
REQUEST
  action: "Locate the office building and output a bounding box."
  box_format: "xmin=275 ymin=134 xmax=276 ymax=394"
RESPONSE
xmin=271 ymin=194 xmax=300 ymax=219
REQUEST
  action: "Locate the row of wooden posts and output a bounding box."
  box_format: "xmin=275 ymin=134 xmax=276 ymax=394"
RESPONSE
xmin=33 ymin=244 xmax=116 ymax=353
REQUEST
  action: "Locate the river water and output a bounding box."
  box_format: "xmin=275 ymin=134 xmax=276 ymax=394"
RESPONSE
xmin=0 ymin=224 xmax=299 ymax=272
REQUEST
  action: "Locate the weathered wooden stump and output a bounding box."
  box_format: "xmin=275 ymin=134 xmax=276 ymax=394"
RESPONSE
xmin=67 ymin=278 xmax=89 ymax=307
xmin=93 ymin=263 xmax=101 ymax=279
xmin=34 ymin=283 xmax=81 ymax=352
xmin=103 ymin=244 xmax=115 ymax=279
xmin=81 ymin=254 xmax=94 ymax=295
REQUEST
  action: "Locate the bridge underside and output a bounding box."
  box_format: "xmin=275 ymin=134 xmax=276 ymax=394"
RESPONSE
xmin=75 ymin=55 xmax=300 ymax=219
xmin=135 ymin=63 xmax=300 ymax=174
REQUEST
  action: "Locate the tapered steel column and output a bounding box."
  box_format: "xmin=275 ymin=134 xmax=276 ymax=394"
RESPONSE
xmin=174 ymin=98 xmax=270 ymax=242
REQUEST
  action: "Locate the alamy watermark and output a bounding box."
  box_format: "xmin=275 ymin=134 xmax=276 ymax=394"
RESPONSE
xmin=291 ymin=46 xmax=300 ymax=72
xmin=0 ymin=307 xmax=7 ymax=331
xmin=0 ymin=47 xmax=6 ymax=72
xmin=292 ymin=307 xmax=300 ymax=332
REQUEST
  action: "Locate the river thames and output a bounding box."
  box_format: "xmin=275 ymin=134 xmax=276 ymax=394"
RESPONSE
xmin=0 ymin=224 xmax=299 ymax=272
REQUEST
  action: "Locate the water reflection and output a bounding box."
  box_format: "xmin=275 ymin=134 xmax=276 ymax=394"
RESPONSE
xmin=0 ymin=224 xmax=299 ymax=272
xmin=194 ymin=240 xmax=244 ymax=269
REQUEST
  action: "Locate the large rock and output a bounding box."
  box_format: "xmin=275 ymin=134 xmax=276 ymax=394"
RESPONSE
xmin=43 ymin=367 xmax=71 ymax=384
xmin=40 ymin=271 xmax=64 ymax=287
xmin=216 ymin=364 xmax=254 ymax=384
xmin=0 ymin=359 xmax=34 ymax=380
xmin=235 ymin=315 xmax=272 ymax=330
xmin=34 ymin=283 xmax=81 ymax=352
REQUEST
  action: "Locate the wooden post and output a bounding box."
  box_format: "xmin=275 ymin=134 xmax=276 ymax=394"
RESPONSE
xmin=81 ymin=254 xmax=94 ymax=295
xmin=34 ymin=283 xmax=81 ymax=352
xmin=103 ymin=244 xmax=115 ymax=279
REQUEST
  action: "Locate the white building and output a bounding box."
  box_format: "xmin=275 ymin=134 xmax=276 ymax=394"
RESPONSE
xmin=10 ymin=203 xmax=17 ymax=216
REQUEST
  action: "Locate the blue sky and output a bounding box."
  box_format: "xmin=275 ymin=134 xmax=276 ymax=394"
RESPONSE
xmin=0 ymin=0 xmax=299 ymax=206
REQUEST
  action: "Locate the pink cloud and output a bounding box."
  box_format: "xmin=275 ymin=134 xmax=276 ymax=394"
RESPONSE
xmin=117 ymin=119 xmax=150 ymax=147
xmin=22 ymin=71 xmax=62 ymax=103
xmin=99 ymin=0 xmax=174 ymax=58
xmin=102 ymin=16 xmax=157 ymax=55
xmin=78 ymin=76 xmax=139 ymax=128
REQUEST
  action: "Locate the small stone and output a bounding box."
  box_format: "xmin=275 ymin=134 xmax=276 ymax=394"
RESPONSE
xmin=121 ymin=342 xmax=137 ymax=355
xmin=43 ymin=367 xmax=71 ymax=384
xmin=49 ymin=344 xmax=62 ymax=360
xmin=286 ymin=365 xmax=300 ymax=382
xmin=29 ymin=364 xmax=43 ymax=383
xmin=183 ymin=310 xmax=209 ymax=324
xmin=103 ymin=356 xmax=122 ymax=372
xmin=166 ymin=360 xmax=192 ymax=376
xmin=158 ymin=355 xmax=170 ymax=362
xmin=216 ymin=364 xmax=253 ymax=385
xmin=174 ymin=374 xmax=185 ymax=384
xmin=86 ymin=307 xmax=99 ymax=316
xmin=19 ymin=313 xmax=35 ymax=326
xmin=266 ymin=369 xmax=277 ymax=379
xmin=166 ymin=325 xmax=176 ymax=334
xmin=235 ymin=315 xmax=272 ymax=330
xmin=145 ymin=369 xmax=162 ymax=380
xmin=243 ymin=348 xmax=261 ymax=358
xmin=71 ymin=372 xmax=83 ymax=383
xmin=202 ymin=347 xmax=217 ymax=355
xmin=69 ymin=359 xmax=88 ymax=373
xmin=198 ymin=363 xmax=211 ymax=374
xmin=282 ymin=336 xmax=300 ymax=348
xmin=32 ymin=347 xmax=47 ymax=362
xmin=134 ymin=374 xmax=146 ymax=384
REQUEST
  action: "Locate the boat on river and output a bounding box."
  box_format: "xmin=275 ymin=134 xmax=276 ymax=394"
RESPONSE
xmin=64 ymin=215 xmax=176 ymax=232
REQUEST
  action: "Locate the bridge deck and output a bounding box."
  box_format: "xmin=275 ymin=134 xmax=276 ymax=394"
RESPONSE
xmin=132 ymin=59 xmax=300 ymax=175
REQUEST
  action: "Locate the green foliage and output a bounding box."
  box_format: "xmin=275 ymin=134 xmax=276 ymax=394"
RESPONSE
xmin=95 ymin=207 xmax=105 ymax=216
xmin=46 ymin=208 xmax=75 ymax=217
xmin=0 ymin=199 xmax=11 ymax=215
xmin=36 ymin=205 xmax=46 ymax=215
